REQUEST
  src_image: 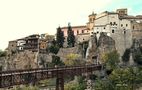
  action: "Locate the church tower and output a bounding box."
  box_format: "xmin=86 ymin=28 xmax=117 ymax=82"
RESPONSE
xmin=87 ymin=11 xmax=96 ymax=34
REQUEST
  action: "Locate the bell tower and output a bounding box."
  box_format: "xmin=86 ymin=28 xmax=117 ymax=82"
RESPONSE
xmin=87 ymin=11 xmax=96 ymax=30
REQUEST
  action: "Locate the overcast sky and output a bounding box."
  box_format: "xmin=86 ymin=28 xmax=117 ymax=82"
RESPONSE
xmin=0 ymin=0 xmax=142 ymax=50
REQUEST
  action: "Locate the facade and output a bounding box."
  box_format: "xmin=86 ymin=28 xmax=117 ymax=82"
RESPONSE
xmin=8 ymin=40 xmax=17 ymax=55
xmin=39 ymin=39 xmax=47 ymax=53
xmin=24 ymin=34 xmax=40 ymax=52
xmin=92 ymin=8 xmax=142 ymax=56
xmin=17 ymin=38 xmax=26 ymax=51
xmin=61 ymin=25 xmax=90 ymax=37
xmin=8 ymin=34 xmax=54 ymax=54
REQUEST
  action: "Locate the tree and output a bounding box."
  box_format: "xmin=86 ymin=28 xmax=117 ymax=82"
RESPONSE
xmin=56 ymin=26 xmax=64 ymax=48
xmin=134 ymin=53 xmax=142 ymax=65
xmin=102 ymin=50 xmax=119 ymax=70
xmin=122 ymin=49 xmax=131 ymax=62
xmin=52 ymin=55 xmax=64 ymax=67
xmin=0 ymin=50 xmax=6 ymax=57
xmin=67 ymin=23 xmax=75 ymax=47
xmin=49 ymin=45 xmax=59 ymax=54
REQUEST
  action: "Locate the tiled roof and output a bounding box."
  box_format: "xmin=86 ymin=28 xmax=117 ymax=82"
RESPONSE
xmin=120 ymin=15 xmax=142 ymax=19
xmin=61 ymin=25 xmax=86 ymax=29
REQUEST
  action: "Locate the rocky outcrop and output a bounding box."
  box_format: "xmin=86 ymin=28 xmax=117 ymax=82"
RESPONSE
xmin=6 ymin=50 xmax=38 ymax=70
xmin=86 ymin=32 xmax=116 ymax=63
xmin=57 ymin=46 xmax=83 ymax=61
xmin=37 ymin=53 xmax=53 ymax=68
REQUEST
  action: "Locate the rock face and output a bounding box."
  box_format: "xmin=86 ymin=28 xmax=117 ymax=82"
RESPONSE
xmin=57 ymin=45 xmax=83 ymax=61
xmin=0 ymin=57 xmax=6 ymax=70
xmin=37 ymin=53 xmax=53 ymax=68
xmin=86 ymin=32 xmax=116 ymax=63
xmin=6 ymin=50 xmax=38 ymax=70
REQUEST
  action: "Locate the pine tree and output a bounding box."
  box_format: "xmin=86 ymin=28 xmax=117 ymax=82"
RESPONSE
xmin=56 ymin=26 xmax=64 ymax=48
xmin=67 ymin=23 xmax=75 ymax=47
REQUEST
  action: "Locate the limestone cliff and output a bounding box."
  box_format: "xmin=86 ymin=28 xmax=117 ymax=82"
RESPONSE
xmin=57 ymin=45 xmax=84 ymax=61
xmin=86 ymin=32 xmax=116 ymax=63
xmin=6 ymin=50 xmax=38 ymax=70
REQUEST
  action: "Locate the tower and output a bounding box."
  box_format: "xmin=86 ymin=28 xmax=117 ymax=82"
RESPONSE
xmin=87 ymin=11 xmax=96 ymax=35
xmin=87 ymin=12 xmax=96 ymax=29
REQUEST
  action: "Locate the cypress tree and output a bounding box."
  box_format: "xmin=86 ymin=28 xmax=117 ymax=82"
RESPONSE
xmin=67 ymin=23 xmax=75 ymax=47
xmin=56 ymin=26 xmax=64 ymax=48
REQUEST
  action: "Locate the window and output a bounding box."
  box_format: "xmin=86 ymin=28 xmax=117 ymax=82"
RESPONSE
xmin=133 ymin=26 xmax=135 ymax=29
xmin=82 ymin=30 xmax=84 ymax=33
xmin=110 ymin=22 xmax=112 ymax=25
xmin=124 ymin=31 xmax=126 ymax=34
xmin=114 ymin=22 xmax=116 ymax=25
xmin=77 ymin=30 xmax=79 ymax=34
xmin=97 ymin=31 xmax=99 ymax=34
xmin=121 ymin=24 xmax=123 ymax=27
xmin=104 ymin=27 xmax=106 ymax=29
xmin=126 ymin=24 xmax=128 ymax=27
xmin=112 ymin=30 xmax=114 ymax=33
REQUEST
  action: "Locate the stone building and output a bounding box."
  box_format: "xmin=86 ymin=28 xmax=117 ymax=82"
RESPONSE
xmin=61 ymin=25 xmax=90 ymax=37
xmin=24 ymin=34 xmax=40 ymax=52
xmin=7 ymin=40 xmax=17 ymax=55
xmin=92 ymin=8 xmax=142 ymax=56
xmin=39 ymin=39 xmax=47 ymax=53
xmin=17 ymin=38 xmax=26 ymax=51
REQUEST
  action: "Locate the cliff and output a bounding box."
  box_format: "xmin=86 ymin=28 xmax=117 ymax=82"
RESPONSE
xmin=86 ymin=32 xmax=116 ymax=63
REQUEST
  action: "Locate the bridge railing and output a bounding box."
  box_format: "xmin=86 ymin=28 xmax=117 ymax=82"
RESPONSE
xmin=0 ymin=64 xmax=102 ymax=88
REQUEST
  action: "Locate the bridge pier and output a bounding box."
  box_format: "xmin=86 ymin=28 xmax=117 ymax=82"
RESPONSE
xmin=56 ymin=71 xmax=64 ymax=90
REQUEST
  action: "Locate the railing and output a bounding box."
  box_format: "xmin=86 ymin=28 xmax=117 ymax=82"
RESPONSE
xmin=0 ymin=64 xmax=102 ymax=90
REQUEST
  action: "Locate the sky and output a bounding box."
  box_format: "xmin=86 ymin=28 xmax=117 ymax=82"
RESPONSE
xmin=0 ymin=0 xmax=142 ymax=50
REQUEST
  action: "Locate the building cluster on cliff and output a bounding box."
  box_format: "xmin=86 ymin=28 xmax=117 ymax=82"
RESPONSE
xmin=7 ymin=8 xmax=142 ymax=58
xmin=61 ymin=8 xmax=142 ymax=57
xmin=7 ymin=33 xmax=54 ymax=55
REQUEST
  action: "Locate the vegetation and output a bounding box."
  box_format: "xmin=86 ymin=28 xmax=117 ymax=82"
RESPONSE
xmin=12 ymin=85 xmax=39 ymax=90
xmin=64 ymin=53 xmax=85 ymax=66
xmin=94 ymin=67 xmax=142 ymax=90
xmin=64 ymin=76 xmax=86 ymax=90
xmin=102 ymin=50 xmax=119 ymax=70
xmin=48 ymin=45 xmax=60 ymax=54
xmin=67 ymin=23 xmax=75 ymax=47
xmin=56 ymin=26 xmax=64 ymax=48
xmin=134 ymin=53 xmax=142 ymax=65
xmin=0 ymin=50 xmax=6 ymax=57
xmin=122 ymin=48 xmax=131 ymax=62
xmin=51 ymin=55 xmax=64 ymax=67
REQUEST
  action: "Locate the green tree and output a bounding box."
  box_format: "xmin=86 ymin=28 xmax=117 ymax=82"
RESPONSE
xmin=134 ymin=53 xmax=142 ymax=65
xmin=67 ymin=23 xmax=75 ymax=47
xmin=122 ymin=48 xmax=131 ymax=62
xmin=102 ymin=50 xmax=119 ymax=70
xmin=0 ymin=50 xmax=6 ymax=57
xmin=56 ymin=26 xmax=64 ymax=48
xmin=49 ymin=45 xmax=59 ymax=54
xmin=52 ymin=55 xmax=64 ymax=67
